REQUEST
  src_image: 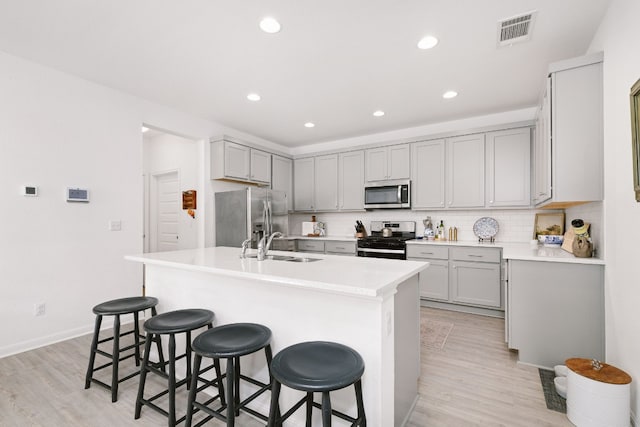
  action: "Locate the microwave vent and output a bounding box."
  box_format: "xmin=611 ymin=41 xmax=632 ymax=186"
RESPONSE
xmin=497 ymin=11 xmax=536 ymax=47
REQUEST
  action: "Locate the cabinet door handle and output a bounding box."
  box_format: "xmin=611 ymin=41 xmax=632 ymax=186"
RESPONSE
xmin=335 ymin=246 xmax=345 ymax=250
xmin=468 ymin=254 xmax=484 ymax=258
xmin=421 ymin=252 xmax=434 ymax=255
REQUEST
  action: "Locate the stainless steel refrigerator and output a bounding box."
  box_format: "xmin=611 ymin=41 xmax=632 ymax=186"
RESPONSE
xmin=215 ymin=188 xmax=289 ymax=248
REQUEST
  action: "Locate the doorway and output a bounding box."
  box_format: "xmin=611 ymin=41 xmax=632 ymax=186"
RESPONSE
xmin=142 ymin=126 xmax=200 ymax=253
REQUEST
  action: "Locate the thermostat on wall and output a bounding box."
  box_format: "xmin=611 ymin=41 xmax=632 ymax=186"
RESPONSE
xmin=66 ymin=187 xmax=90 ymax=202
xmin=23 ymin=185 xmax=38 ymax=197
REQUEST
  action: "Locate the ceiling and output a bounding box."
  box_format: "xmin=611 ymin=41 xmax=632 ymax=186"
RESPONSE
xmin=0 ymin=1 xmax=611 ymax=147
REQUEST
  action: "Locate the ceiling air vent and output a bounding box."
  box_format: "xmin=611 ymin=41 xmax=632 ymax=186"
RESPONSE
xmin=497 ymin=11 xmax=536 ymax=47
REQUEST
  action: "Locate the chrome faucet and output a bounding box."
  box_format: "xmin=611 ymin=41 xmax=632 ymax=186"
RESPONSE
xmin=240 ymin=239 xmax=251 ymax=258
xmin=257 ymin=232 xmax=283 ymax=261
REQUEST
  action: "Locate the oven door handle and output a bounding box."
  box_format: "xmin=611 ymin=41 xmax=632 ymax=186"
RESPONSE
xmin=357 ymin=247 xmax=405 ymax=255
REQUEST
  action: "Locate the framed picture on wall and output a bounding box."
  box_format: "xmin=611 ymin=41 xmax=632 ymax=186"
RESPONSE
xmin=630 ymin=77 xmax=640 ymax=202
xmin=533 ymin=212 xmax=566 ymax=238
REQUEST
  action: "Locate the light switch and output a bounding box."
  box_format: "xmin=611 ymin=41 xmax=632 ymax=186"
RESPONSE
xmin=109 ymin=220 xmax=122 ymax=231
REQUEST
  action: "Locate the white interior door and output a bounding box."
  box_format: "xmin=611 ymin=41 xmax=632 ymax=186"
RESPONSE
xmin=151 ymin=170 xmax=180 ymax=252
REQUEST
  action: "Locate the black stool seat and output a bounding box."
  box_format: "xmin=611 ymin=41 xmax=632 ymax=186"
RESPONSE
xmin=185 ymin=323 xmax=275 ymax=427
xmin=192 ymin=323 xmax=271 ymax=358
xmin=268 ymin=341 xmax=366 ymax=427
xmin=271 ymin=341 xmax=364 ymax=392
xmin=93 ymin=296 xmax=158 ymax=315
xmin=85 ymin=295 xmax=161 ymax=403
xmin=144 ymin=308 xmax=214 ymax=334
xmin=135 ymin=308 xmax=215 ymax=427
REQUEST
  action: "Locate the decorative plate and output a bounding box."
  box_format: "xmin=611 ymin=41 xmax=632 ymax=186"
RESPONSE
xmin=473 ymin=217 xmax=499 ymax=240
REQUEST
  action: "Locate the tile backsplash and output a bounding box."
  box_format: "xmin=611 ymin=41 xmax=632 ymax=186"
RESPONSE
xmin=290 ymin=202 xmax=602 ymax=246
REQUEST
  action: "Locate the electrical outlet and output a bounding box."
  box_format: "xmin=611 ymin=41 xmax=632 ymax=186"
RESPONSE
xmin=34 ymin=302 xmax=46 ymax=316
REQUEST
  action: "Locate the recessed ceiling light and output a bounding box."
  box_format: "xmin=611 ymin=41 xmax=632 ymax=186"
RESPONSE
xmin=417 ymin=35 xmax=439 ymax=50
xmin=442 ymin=91 xmax=458 ymax=99
xmin=141 ymin=126 xmax=149 ymax=133
xmin=260 ymin=17 xmax=281 ymax=34
xmin=304 ymin=122 xmax=315 ymax=128
xmin=373 ymin=110 xmax=385 ymax=117
xmin=247 ymin=93 xmax=261 ymax=101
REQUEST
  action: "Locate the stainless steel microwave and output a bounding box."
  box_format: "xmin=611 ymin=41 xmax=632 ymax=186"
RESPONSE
xmin=364 ymin=179 xmax=411 ymax=209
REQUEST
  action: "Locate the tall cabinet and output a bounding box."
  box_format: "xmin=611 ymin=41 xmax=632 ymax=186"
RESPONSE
xmin=533 ymin=52 xmax=603 ymax=207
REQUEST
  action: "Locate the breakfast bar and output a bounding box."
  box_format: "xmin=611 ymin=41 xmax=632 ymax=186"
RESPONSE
xmin=126 ymin=246 xmax=428 ymax=426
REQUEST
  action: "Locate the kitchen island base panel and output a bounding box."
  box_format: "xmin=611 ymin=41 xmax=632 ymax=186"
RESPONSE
xmin=143 ymin=263 xmax=419 ymax=426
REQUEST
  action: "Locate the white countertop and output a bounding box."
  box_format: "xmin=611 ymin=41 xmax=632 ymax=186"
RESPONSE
xmin=126 ymin=246 xmax=428 ymax=298
xmin=406 ymin=239 xmax=605 ymax=265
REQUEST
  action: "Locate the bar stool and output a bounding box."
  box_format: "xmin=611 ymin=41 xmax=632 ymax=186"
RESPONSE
xmin=135 ymin=308 xmax=215 ymax=427
xmin=84 ymin=296 xmax=162 ymax=402
xmin=267 ymin=341 xmax=366 ymax=426
xmin=185 ymin=323 xmax=275 ymax=427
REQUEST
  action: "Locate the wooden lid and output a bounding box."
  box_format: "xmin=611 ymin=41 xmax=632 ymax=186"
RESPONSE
xmin=566 ymin=358 xmax=632 ymax=385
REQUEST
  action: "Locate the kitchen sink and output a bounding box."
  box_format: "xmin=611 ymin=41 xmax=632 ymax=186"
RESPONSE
xmin=243 ymin=254 xmax=321 ymax=262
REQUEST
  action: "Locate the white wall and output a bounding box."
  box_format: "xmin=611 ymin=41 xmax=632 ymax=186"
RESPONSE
xmin=589 ymin=0 xmax=640 ymax=420
xmin=0 ymin=51 xmax=286 ymax=357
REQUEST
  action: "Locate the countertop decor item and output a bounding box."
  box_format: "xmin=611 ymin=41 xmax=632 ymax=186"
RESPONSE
xmin=533 ymin=212 xmax=566 ymax=239
xmin=473 ymin=217 xmax=498 ymax=242
xmin=538 ymin=235 xmax=564 ymax=247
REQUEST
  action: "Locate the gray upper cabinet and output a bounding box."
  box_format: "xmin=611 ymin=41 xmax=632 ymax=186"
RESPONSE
xmin=412 ymin=139 xmax=446 ymax=209
xmin=446 ymin=134 xmax=485 ymax=208
xmin=485 ymin=128 xmax=531 ymax=207
xmin=272 ymin=155 xmax=293 ymax=212
xmin=211 ymin=139 xmax=271 ymax=185
xmin=315 ymin=154 xmax=339 ymax=211
xmin=339 ymin=150 xmax=364 ymax=210
xmin=293 ymin=157 xmax=315 ymax=211
xmin=365 ymin=144 xmax=410 ymax=182
xmin=535 ymin=52 xmax=604 ymax=208
xmin=250 ymin=148 xmax=272 ymax=183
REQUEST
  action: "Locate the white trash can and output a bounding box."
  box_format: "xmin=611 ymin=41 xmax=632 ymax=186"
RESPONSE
xmin=566 ymin=358 xmax=631 ymax=427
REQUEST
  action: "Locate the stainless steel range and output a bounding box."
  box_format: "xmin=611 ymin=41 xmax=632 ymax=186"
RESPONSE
xmin=356 ymin=221 xmax=416 ymax=260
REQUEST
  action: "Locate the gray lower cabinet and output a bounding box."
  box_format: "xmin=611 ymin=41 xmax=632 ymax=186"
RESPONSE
xmin=408 ymin=244 xmax=502 ymax=313
xmin=508 ymin=260 xmax=604 ymax=368
xmin=407 ymin=245 xmax=449 ymax=301
xmin=297 ymin=239 xmax=356 ymax=256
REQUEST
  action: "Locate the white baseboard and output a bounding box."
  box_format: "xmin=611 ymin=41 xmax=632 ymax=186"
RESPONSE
xmin=0 ymin=316 xmax=137 ymax=359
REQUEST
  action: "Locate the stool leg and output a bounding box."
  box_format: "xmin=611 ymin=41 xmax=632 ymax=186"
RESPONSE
xmin=305 ymin=392 xmax=314 ymax=427
xmin=168 ymin=333 xmax=177 ymax=427
xmin=185 ymin=354 xmax=202 ymax=427
xmin=213 ymin=357 xmax=226 ymax=405
xmin=267 ymin=380 xmax=281 ymax=427
xmin=111 ymin=314 xmax=121 ymax=402
xmin=354 ymin=379 xmax=366 ymax=427
xmin=151 ymin=307 xmax=166 ymax=373
xmin=225 ymin=358 xmax=235 ymax=427
xmin=133 ymin=311 xmax=141 ymax=366
xmin=264 ymin=345 xmax=281 ymax=421
xmin=186 ymin=331 xmax=192 ymax=391
xmin=234 ymin=356 xmax=241 ymax=417
xmin=135 ymin=332 xmax=154 ymax=419
xmin=321 ymin=391 xmax=332 ymax=427
xmin=84 ymin=314 xmax=103 ymax=389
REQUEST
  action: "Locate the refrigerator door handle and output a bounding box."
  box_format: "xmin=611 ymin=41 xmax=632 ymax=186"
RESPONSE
xmin=267 ymin=200 xmax=273 ymax=236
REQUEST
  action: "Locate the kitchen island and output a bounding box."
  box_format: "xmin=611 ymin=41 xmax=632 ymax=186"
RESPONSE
xmin=126 ymin=246 xmax=428 ymax=426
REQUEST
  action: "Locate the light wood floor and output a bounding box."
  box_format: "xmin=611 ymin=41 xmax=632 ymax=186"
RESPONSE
xmin=0 ymin=308 xmax=570 ymax=426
